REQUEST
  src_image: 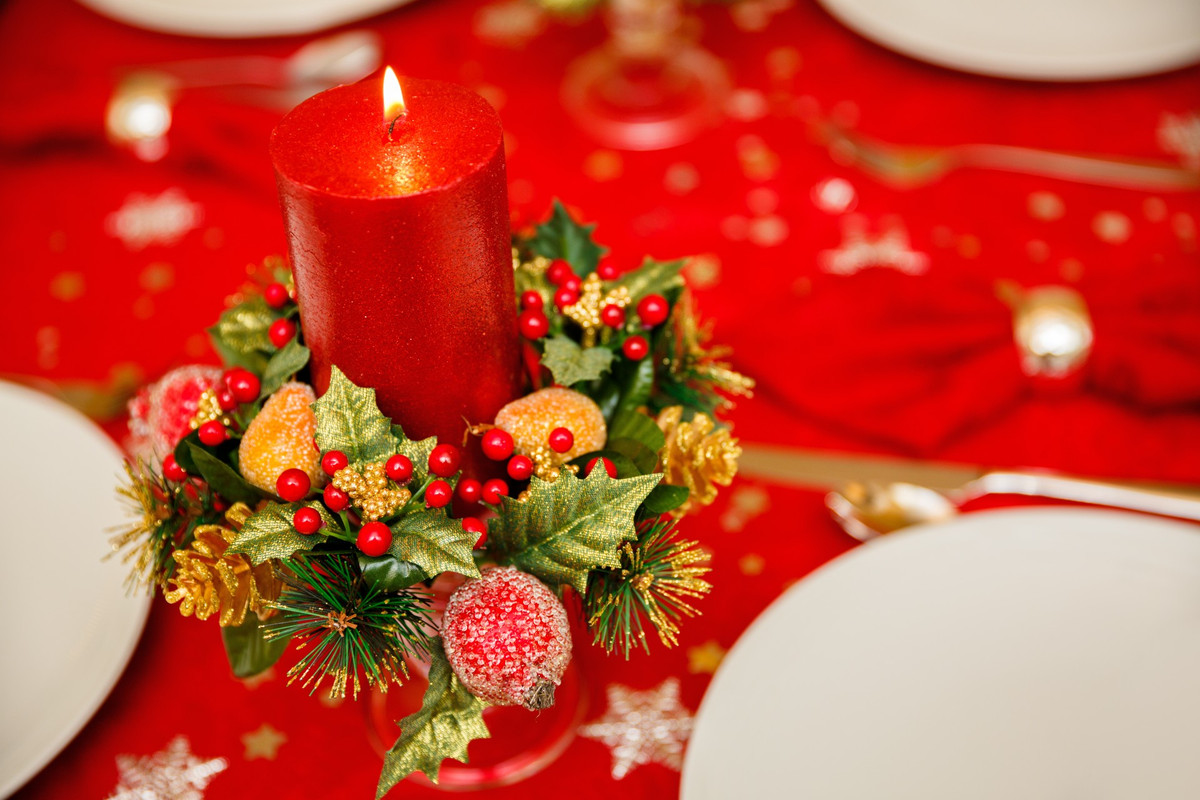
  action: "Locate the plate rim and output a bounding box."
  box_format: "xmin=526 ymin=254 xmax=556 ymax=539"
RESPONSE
xmin=74 ymin=0 xmax=415 ymax=38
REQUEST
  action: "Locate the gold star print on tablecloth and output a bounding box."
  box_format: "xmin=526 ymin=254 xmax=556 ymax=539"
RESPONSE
xmin=687 ymin=640 xmax=727 ymax=675
xmin=242 ymin=724 xmax=287 ymax=761
xmin=579 ymin=678 xmax=694 ymax=780
xmin=106 ymin=736 xmax=227 ymax=800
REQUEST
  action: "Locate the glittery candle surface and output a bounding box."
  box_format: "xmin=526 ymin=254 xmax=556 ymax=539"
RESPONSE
xmin=271 ymin=77 xmax=521 ymax=469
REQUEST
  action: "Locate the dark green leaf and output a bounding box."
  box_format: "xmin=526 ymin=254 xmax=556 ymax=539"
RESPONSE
xmin=186 ymin=442 xmax=266 ymax=505
xmin=541 ymin=336 xmax=614 ymax=387
xmin=606 ymin=437 xmax=659 ymax=474
xmin=608 ymin=410 xmax=666 ymax=454
xmin=312 ymin=366 xmax=397 ymax=464
xmin=359 ymin=555 xmax=427 ymax=591
xmin=221 ymin=612 xmax=290 ymax=679
xmin=641 ymin=484 xmax=690 ymax=515
xmin=207 ymin=295 xmax=275 ymax=373
xmin=614 ymin=257 xmax=685 ymax=300
xmin=228 ymin=502 xmax=332 ymax=564
xmin=260 ymin=340 xmax=311 ymax=398
xmin=612 ymin=356 xmax=656 ymax=421
xmin=528 ymin=199 xmax=607 ymax=276
xmin=387 ymin=512 xmax=480 ymax=579
xmin=173 ymin=430 xmax=203 ymax=474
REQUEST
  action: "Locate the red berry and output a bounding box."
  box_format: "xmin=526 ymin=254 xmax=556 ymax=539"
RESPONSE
xmin=554 ymin=287 xmax=578 ymax=310
xmin=519 ymin=310 xmax=549 ymax=340
xmin=548 ymin=427 xmax=574 ymax=453
xmin=323 ymin=483 xmax=350 ymax=512
xmin=561 ymin=275 xmax=582 ymax=294
xmin=547 ymin=259 xmax=573 ymax=285
xmin=268 ymin=318 xmax=296 ymax=348
xmin=225 ymin=368 xmax=260 ymax=404
xmin=293 ymin=506 xmax=323 ymax=535
xmin=428 ymin=444 xmax=462 ymax=478
xmin=600 ymin=304 xmax=625 ymax=328
xmin=507 ymin=455 xmax=534 ymax=481
xmin=212 ymin=495 xmax=228 ymax=512
xmin=162 ymin=453 xmax=187 ymax=482
xmin=457 ymin=478 xmax=482 ymax=504
xmin=385 ymin=454 xmax=413 ymax=483
xmin=622 ymin=335 xmax=649 ymax=360
xmin=426 ymin=479 xmax=453 ymax=508
xmin=357 ymin=521 xmax=392 ymax=557
xmin=197 ymin=420 xmax=227 ymax=446
xmin=597 ymin=260 xmax=619 ymax=280
xmin=481 ymin=429 xmax=514 ymax=461
xmin=585 ymin=456 xmax=618 ymax=478
xmin=462 ymin=517 xmax=487 ymax=549
xmin=216 ymin=387 xmax=237 ymax=411
xmin=481 ymin=478 xmax=509 ymax=505
xmin=321 ymin=449 xmax=348 ymax=476
xmin=520 ymin=290 xmax=544 ymax=310
xmin=637 ymin=294 xmax=669 ymax=327
xmin=276 ymin=468 xmax=311 ymax=502
xmin=264 ymin=282 xmax=290 ymax=309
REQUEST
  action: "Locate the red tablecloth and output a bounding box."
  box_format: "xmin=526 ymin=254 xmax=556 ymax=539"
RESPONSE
xmin=2 ymin=0 xmax=1199 ymax=796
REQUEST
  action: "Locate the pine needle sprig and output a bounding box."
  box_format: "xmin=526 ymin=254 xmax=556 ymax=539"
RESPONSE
xmin=585 ymin=516 xmax=713 ymax=659
xmin=654 ymin=291 xmax=754 ymax=416
xmin=264 ymin=553 xmax=434 ymax=700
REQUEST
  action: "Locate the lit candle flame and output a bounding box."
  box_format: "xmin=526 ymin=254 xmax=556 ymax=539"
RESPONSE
xmin=383 ymin=67 xmax=406 ymax=122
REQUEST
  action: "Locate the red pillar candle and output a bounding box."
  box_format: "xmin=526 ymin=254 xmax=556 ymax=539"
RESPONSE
xmin=270 ymin=71 xmax=520 ymax=457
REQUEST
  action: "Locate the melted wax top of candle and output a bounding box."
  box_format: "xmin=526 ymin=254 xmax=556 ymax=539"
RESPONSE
xmin=270 ymin=77 xmax=502 ymax=199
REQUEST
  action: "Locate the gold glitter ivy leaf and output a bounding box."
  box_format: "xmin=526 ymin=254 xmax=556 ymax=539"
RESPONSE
xmin=207 ymin=294 xmax=275 ymax=373
xmin=312 ymin=366 xmax=398 ymax=464
xmin=491 ymin=469 xmax=661 ymax=593
xmin=385 ymin=511 xmax=481 ymax=580
xmin=377 ymin=641 xmax=490 ymax=795
xmin=541 ymin=335 xmax=615 ymax=387
xmin=656 ymin=407 xmax=741 ymax=513
xmin=228 ymin=501 xmax=334 ymax=565
xmin=391 ymin=427 xmax=438 ymax=484
xmin=613 ymin=257 xmax=685 ymax=300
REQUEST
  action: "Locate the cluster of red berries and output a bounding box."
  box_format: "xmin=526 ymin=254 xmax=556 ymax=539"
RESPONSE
xmin=263 ymin=281 xmax=298 ymax=349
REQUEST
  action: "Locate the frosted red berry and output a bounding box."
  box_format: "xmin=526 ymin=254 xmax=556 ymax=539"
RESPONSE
xmin=547 ymin=259 xmax=573 ymax=285
xmin=585 ymin=456 xmax=618 ymax=478
xmin=264 ymin=282 xmax=290 ymax=309
xmin=162 ymin=453 xmax=187 ymax=482
xmin=426 ymin=479 xmax=453 ymax=508
xmin=507 ymin=455 xmax=533 ymax=481
xmin=518 ymin=310 xmax=549 ymax=340
xmin=321 ymin=449 xmax=348 ymax=477
xmin=428 ymin=444 xmax=462 ymax=478
xmin=357 ymin=521 xmax=392 ymax=557
xmin=520 ymin=290 xmax=544 ymax=310
xmin=225 ymin=368 xmax=260 ymax=404
xmin=276 ymin=467 xmax=310 ymax=502
xmin=600 ymin=304 xmax=625 ymax=328
xmin=637 ymin=294 xmax=669 ymax=327
xmin=457 ymin=478 xmax=482 ymax=504
xmin=622 ymin=335 xmax=649 ymax=360
xmin=548 ymin=427 xmax=574 ymax=453
xmin=197 ymin=420 xmax=227 ymax=446
xmin=323 ymin=483 xmax=349 ymax=512
xmin=462 ymin=517 xmax=487 ymax=549
xmin=441 ymin=567 xmax=572 ymax=709
xmin=385 ymin=454 xmax=413 ymax=483
xmin=481 ymin=478 xmax=509 ymax=505
xmin=293 ymin=506 xmax=323 ymax=535
xmin=268 ymin=318 xmax=296 ymax=348
xmin=481 ymin=429 xmax=514 ymax=461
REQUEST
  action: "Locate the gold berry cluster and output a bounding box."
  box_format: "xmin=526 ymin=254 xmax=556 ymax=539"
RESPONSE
xmin=332 ymin=462 xmax=411 ymax=522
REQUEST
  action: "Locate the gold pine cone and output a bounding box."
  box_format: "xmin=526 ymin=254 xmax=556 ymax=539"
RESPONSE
xmin=163 ymin=504 xmax=281 ymax=627
xmin=656 ymin=406 xmax=741 ymax=513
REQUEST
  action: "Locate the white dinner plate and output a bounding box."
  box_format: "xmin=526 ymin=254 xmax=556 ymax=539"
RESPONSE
xmin=818 ymin=0 xmax=1200 ymax=80
xmin=0 ymin=382 xmax=150 ymax=798
xmin=76 ymin=0 xmax=414 ymax=38
xmin=683 ymin=507 xmax=1200 ymax=800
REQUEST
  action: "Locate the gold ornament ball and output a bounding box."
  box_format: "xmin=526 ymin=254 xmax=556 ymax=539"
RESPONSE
xmin=494 ymin=387 xmax=607 ymax=463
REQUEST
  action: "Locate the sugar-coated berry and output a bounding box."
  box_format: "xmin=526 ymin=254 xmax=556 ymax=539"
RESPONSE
xmin=585 ymin=456 xmax=618 ymax=478
xmin=547 ymin=259 xmax=573 ymax=286
xmin=637 ymin=294 xmax=669 ymax=327
xmin=276 ymin=467 xmax=311 ymax=502
xmin=481 ymin=478 xmax=509 ymax=505
xmin=428 ymin=444 xmax=462 ymax=478
xmin=481 ymin=429 xmax=515 ymax=461
xmin=323 ymin=483 xmax=350 ymax=512
xmin=457 ymin=478 xmax=482 ymax=504
xmin=600 ymin=304 xmax=625 ymax=328
xmin=385 ymin=454 xmax=413 ymax=483
xmin=519 ymin=310 xmax=549 ymax=340
xmin=197 ymin=420 xmax=227 ymax=446
xmin=225 ymin=368 xmax=260 ymax=404
xmin=216 ymin=387 xmax=238 ymax=411
xmin=520 ymin=290 xmax=544 ymax=311
xmin=321 ymin=449 xmax=348 ymax=476
xmin=548 ymin=427 xmax=574 ymax=453
xmin=264 ymin=282 xmax=290 ymax=309
xmin=268 ymin=318 xmax=296 ymax=348
xmin=622 ymin=335 xmax=649 ymax=360
xmin=425 ymin=479 xmax=453 ymax=508
xmin=293 ymin=506 xmax=323 ymax=535
xmin=597 ymin=260 xmax=619 ymax=280
xmin=507 ymin=454 xmax=534 ymax=481
xmin=162 ymin=453 xmax=187 ymax=482
xmin=462 ymin=517 xmax=487 ymax=549
xmin=561 ymin=275 xmax=582 ymax=294
xmin=357 ymin=521 xmax=392 ymax=557
xmin=553 ymin=287 xmax=579 ymax=310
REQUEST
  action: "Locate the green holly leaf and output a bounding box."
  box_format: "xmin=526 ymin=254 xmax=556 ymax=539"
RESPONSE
xmin=186 ymin=442 xmax=266 ymax=506
xmin=377 ymin=641 xmax=489 ymax=796
xmin=611 ymin=356 xmax=656 ymax=422
xmin=221 ymin=612 xmax=290 ymax=679
xmin=541 ymin=336 xmax=614 ymax=387
xmin=491 ymin=469 xmax=661 ymax=592
xmin=359 ymin=554 xmax=427 ymax=591
xmin=207 ymin=295 xmax=275 ymax=372
xmin=387 ymin=512 xmax=480 ymax=579
xmin=606 ymin=438 xmax=659 ymax=474
xmin=392 ymin=426 xmax=438 ymax=484
xmin=228 ymin=502 xmax=333 ymax=564
xmin=312 ymin=366 xmax=396 ymax=464
xmin=614 ymin=257 xmax=685 ymax=300
xmin=529 ymin=199 xmax=607 ymax=276
xmin=260 ymin=340 xmax=311 ymax=398
xmin=641 ymin=484 xmax=690 ymax=515
xmin=608 ymin=410 xmax=666 ymax=454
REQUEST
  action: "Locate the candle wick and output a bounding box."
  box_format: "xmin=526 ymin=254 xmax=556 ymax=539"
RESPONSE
xmin=387 ymin=112 xmax=406 ymax=137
